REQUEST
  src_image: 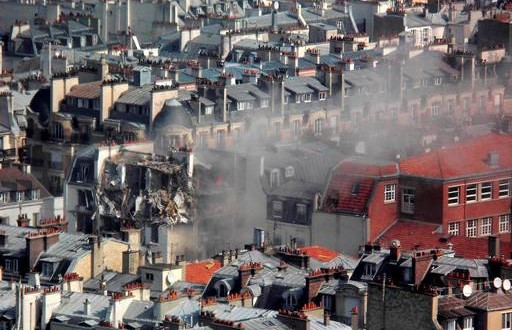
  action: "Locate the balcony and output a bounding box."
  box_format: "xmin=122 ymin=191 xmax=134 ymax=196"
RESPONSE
xmin=0 ymin=148 xmax=17 ymax=159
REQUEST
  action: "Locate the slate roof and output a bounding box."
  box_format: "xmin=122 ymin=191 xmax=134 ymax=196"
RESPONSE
xmin=399 ymin=134 xmax=512 ymax=180
xmin=116 ymin=85 xmax=152 ymax=106
xmin=84 ymin=271 xmax=140 ymax=293
xmin=0 ymin=167 xmax=51 ymax=197
xmin=66 ymin=81 xmax=102 ymax=99
xmin=465 ymin=291 xmax=512 ymax=311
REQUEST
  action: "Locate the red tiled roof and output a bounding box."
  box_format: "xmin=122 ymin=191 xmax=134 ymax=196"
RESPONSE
xmin=184 ymin=259 xmax=221 ymax=285
xmin=323 ymin=159 xmax=398 ymax=214
xmin=297 ymin=245 xmax=340 ymax=262
xmin=399 ymin=134 xmax=512 ymax=180
xmin=377 ymin=220 xmax=512 ymax=259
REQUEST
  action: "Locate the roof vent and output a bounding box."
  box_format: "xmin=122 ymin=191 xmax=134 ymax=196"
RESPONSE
xmin=487 ymin=152 xmax=499 ymax=167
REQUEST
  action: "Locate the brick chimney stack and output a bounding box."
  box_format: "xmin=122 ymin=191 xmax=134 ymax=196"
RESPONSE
xmin=351 ymin=305 xmax=359 ymax=330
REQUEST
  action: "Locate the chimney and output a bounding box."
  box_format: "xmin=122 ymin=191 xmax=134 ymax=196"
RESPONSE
xmin=121 ymin=227 xmax=142 ymax=251
xmin=351 ymin=306 xmax=359 ymax=330
xmin=26 ymin=230 xmax=59 ymax=270
xmin=389 ymin=240 xmax=401 ymax=262
xmin=237 ymin=262 xmax=262 ymax=290
xmin=488 ymin=235 xmax=500 ymax=258
xmin=159 ymin=224 xmax=172 ymax=264
xmin=122 ymin=249 xmax=140 ymax=275
xmin=83 ymin=298 xmax=91 ymax=315
xmin=276 ymin=310 xmax=310 ymax=330
xmin=89 ymin=235 xmax=104 ymax=277
xmin=305 ymin=270 xmax=327 ymax=302
xmin=28 ymin=272 xmax=41 ymax=289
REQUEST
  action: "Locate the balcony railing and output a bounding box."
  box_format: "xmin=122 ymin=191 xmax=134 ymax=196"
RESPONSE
xmin=0 ymin=148 xmax=17 ymax=158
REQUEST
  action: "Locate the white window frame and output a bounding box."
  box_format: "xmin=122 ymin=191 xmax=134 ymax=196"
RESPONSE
xmin=314 ymin=118 xmax=323 ymax=135
xmin=292 ymin=120 xmax=300 ymax=140
xmin=503 ymin=312 xmax=511 ymax=330
xmin=499 ymin=179 xmax=510 ymax=198
xmin=463 ymin=316 xmax=473 ymax=330
xmin=431 ymin=104 xmax=440 ymax=116
xmin=480 ymin=182 xmax=492 ymax=201
xmin=448 ymin=222 xmax=460 ymax=236
xmin=480 ymin=217 xmax=492 ymax=236
xmin=304 ymin=93 xmax=312 ymax=103
xmin=0 ymin=193 xmax=8 ymax=203
xmin=448 ymin=186 xmax=460 ymax=206
xmin=384 ymin=184 xmax=396 ymax=203
xmin=434 ymin=77 xmax=442 ymax=85
xmin=401 ymin=188 xmax=415 ymax=214
xmin=260 ymin=99 xmax=269 ymax=108
xmin=466 ymin=219 xmax=477 ymax=238
xmin=466 ymin=184 xmax=477 ymax=203
xmin=270 ymin=169 xmax=280 ymax=188
xmin=499 ymin=214 xmax=510 ymax=233
xmin=446 ymin=320 xmax=456 ymax=330
xmin=16 ymin=191 xmax=24 ymax=202
xmin=363 ymin=263 xmax=376 ymax=278
xmin=319 ymin=92 xmax=326 ymax=101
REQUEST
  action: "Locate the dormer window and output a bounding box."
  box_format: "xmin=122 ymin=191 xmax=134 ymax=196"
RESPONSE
xmin=42 ymin=262 xmax=54 ymax=277
xmin=261 ymin=99 xmax=269 ymax=108
xmin=319 ymin=92 xmax=326 ymax=101
xmin=272 ymin=201 xmax=283 ymax=219
xmin=0 ymin=193 xmax=9 ymax=203
xmin=30 ymin=189 xmax=40 ymax=200
xmin=363 ymin=262 xmax=377 ymax=279
xmin=434 ymin=77 xmax=442 ymax=85
xmin=16 ymin=191 xmax=24 ymax=202
xmin=285 ymin=166 xmax=294 ymax=178
xmin=304 ymin=93 xmax=312 ymax=103
xmin=270 ymin=169 xmax=280 ymax=188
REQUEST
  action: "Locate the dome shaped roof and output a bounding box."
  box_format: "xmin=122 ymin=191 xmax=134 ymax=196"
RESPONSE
xmin=153 ymin=99 xmax=193 ymax=130
xmin=29 ymin=86 xmax=51 ymax=125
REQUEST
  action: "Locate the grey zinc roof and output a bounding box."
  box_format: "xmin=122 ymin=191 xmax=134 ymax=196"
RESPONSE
xmin=0 ymin=224 xmax=38 ymax=253
xmin=165 ymin=298 xmax=199 ymax=318
xmin=116 ymin=85 xmax=152 ymax=106
xmin=122 ymin=300 xmax=155 ymax=323
xmin=285 ymin=84 xmax=314 ymax=95
xmin=363 ymin=253 xmax=387 ymax=264
xmin=431 ymin=264 xmax=457 ymax=275
xmin=270 ymin=180 xmax=321 ymax=200
xmin=53 ymin=291 xmax=111 ymax=320
xmin=84 ymin=271 xmax=140 ymax=293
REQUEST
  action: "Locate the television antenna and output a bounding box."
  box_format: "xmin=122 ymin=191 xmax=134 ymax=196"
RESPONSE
xmin=493 ymin=277 xmax=503 ymax=289
xmin=503 ymin=279 xmax=511 ymax=291
xmin=462 ymin=284 xmax=472 ymax=298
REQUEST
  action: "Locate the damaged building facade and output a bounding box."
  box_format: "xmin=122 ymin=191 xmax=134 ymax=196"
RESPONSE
xmin=64 ymin=140 xmax=198 ymax=260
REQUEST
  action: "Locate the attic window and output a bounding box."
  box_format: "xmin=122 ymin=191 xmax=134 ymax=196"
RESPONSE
xmin=362 ymin=263 xmax=376 ymax=279
xmin=285 ymin=166 xmax=295 ymax=178
xmin=270 ymin=169 xmax=280 ymax=188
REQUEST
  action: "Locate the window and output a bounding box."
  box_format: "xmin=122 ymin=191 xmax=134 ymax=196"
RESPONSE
xmin=237 ymin=101 xmax=246 ymax=111
xmin=500 ymin=214 xmax=510 ymax=233
xmin=30 ymin=189 xmax=40 ymax=200
xmin=446 ymin=320 xmax=456 ymax=330
xmin=463 ymin=316 xmax=473 ymax=330
xmin=145 ymin=273 xmax=154 ymax=282
xmin=466 ymin=219 xmax=477 ymax=237
xmin=284 ymin=95 xmax=289 ymax=104
xmin=304 ymin=93 xmax=312 ymax=103
xmin=272 ymin=201 xmax=283 ymax=219
xmin=285 ymin=293 xmax=297 ymax=308
xmin=466 ymin=184 xmax=477 ymax=203
xmin=401 ymin=188 xmax=415 ymax=214
xmin=480 ymin=182 xmax=492 ymax=200
xmin=384 ymin=184 xmax=396 ymax=203
xmin=296 ymin=204 xmax=306 ymax=222
xmin=448 ymin=186 xmax=460 ymax=205
xmin=480 ymin=217 xmax=492 ymax=236
xmin=16 ymin=191 xmax=24 ymax=202
xmin=42 ymin=262 xmax=53 ymax=277
xmin=479 ymin=95 xmax=486 ymax=112
xmin=204 ymin=106 xmax=214 ymax=115
xmin=51 ymin=122 xmax=64 ymax=140
xmin=330 ymin=116 xmax=338 ymax=133
xmin=260 ymin=99 xmax=269 ymax=108
xmin=448 ymin=222 xmax=460 ymax=236
xmin=0 ymin=193 xmax=8 ymax=203
xmin=285 ymin=166 xmax=295 ymax=178
xmin=463 ymin=97 xmax=470 ymax=110
xmin=447 ymin=99 xmax=454 ymax=113
xmin=216 ymin=130 xmax=226 ymax=149
xmin=431 ymin=104 xmax=440 ymax=116
xmin=270 ymin=169 xmax=280 ymax=188
xmin=434 ymin=77 xmax=442 ymax=85
xmin=363 ymin=263 xmax=376 ymax=278
xmin=503 ymin=312 xmax=511 ymax=330
xmin=198 ymin=132 xmax=208 ymax=148
xmin=5 ymin=259 xmax=18 ymax=273
xmin=319 ymin=92 xmax=326 ymax=101
xmin=314 ymin=118 xmax=323 ymax=135
xmin=499 ymin=179 xmax=510 ymax=198
xmin=292 ymin=120 xmax=300 ymax=140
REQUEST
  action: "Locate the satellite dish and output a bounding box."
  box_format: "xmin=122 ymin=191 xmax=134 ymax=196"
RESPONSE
xmin=494 ymin=277 xmax=503 ymax=289
xmin=462 ymin=284 xmax=473 ymax=298
xmin=273 ymin=1 xmax=279 ymax=10
xmin=504 ymin=279 xmax=511 ymax=291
